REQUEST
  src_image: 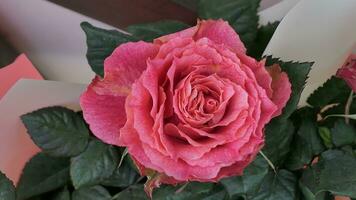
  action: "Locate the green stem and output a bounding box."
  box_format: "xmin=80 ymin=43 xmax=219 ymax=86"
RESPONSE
xmin=345 ymin=91 xmax=353 ymax=124
xmin=175 ymin=182 xmax=189 ymax=194
xmin=324 ymin=114 xmax=356 ymax=120
xmin=259 ymin=151 xmax=276 ymax=173
xmin=118 ymin=148 xmax=128 ymax=168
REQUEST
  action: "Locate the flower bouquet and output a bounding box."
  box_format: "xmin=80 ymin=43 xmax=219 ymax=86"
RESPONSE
xmin=1 ymin=0 xmax=356 ymax=200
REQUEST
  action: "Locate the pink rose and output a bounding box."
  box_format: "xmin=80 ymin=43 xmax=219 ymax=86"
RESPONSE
xmin=80 ymin=20 xmax=291 ymax=184
xmin=337 ymin=54 xmax=356 ymax=91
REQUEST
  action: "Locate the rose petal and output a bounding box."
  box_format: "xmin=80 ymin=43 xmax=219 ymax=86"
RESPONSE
xmin=81 ymin=41 xmax=158 ymax=145
xmin=141 ymin=143 xmax=221 ymax=181
xmin=214 ymin=151 xmax=259 ymax=180
xmin=195 ymin=20 xmax=246 ymax=53
xmin=337 ymin=54 xmax=356 ymax=92
xmin=104 ymin=41 xmax=159 ymax=89
xmin=154 ymin=26 xmax=199 ymax=45
xmin=238 ymin=55 xmax=273 ymax=98
xmin=122 ymin=100 xmax=235 ymax=181
xmin=130 ymin=81 xmax=164 ymax=151
xmin=119 ymin=95 xmax=163 ymax=171
xmin=163 ymin=123 xmax=217 ymax=160
xmin=80 ymin=77 xmax=126 ymax=145
xmin=267 ymin=64 xmax=292 ymax=117
xmin=155 ymin=20 xmax=246 ymax=54
xmin=337 ymin=67 xmax=356 ymax=91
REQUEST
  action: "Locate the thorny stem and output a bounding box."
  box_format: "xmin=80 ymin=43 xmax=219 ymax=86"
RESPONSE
xmin=259 ymin=151 xmax=277 ymax=174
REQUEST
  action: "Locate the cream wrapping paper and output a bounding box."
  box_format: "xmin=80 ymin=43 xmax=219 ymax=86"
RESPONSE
xmin=259 ymin=0 xmax=300 ymax=25
xmin=264 ymin=0 xmax=356 ymax=105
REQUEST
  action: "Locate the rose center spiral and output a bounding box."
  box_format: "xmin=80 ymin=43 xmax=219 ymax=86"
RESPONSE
xmin=174 ymin=72 xmax=232 ymax=127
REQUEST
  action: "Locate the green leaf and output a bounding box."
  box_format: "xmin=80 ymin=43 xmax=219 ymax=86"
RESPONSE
xmin=341 ymin=145 xmax=356 ymax=156
xmin=102 ymin=155 xmax=140 ymax=187
xmin=81 ymin=22 xmax=137 ymax=77
xmin=198 ymin=0 xmax=260 ymax=49
xmin=21 ymin=106 xmax=90 ymax=157
xmin=220 ymin=155 xmax=269 ymax=198
xmin=0 ymin=171 xmax=15 ymax=200
xmin=299 ymin=181 xmax=330 ymax=200
xmin=265 ymin=57 xmax=313 ymax=120
xmin=127 ymin=20 xmax=190 ymax=42
xmin=199 ymin=187 xmax=227 ymax=200
xmin=112 ymin=184 xmax=148 ymax=200
xmin=262 ymin=118 xmax=295 ymax=166
xmin=70 ymin=140 xmax=119 ymax=189
xmin=248 ymin=22 xmax=279 ymax=59
xmin=72 ymin=186 xmax=111 ymax=200
xmin=25 ymin=190 xmax=70 ymax=200
xmin=52 ymin=187 xmax=70 ymax=200
xmin=331 ymin=120 xmax=356 ymax=147
xmin=171 ymin=0 xmax=199 ymax=11
xmin=17 ymin=153 xmax=70 ymax=200
xmin=299 ymin=180 xmax=316 ymax=200
xmin=153 ymin=182 xmax=225 ymax=200
xmin=307 ymin=76 xmax=350 ymax=108
xmin=285 ymin=118 xmax=324 ymax=170
xmin=301 ymin=150 xmax=356 ymax=198
xmin=318 ymin=127 xmax=333 ymax=149
xmin=250 ymin=170 xmax=298 ymax=200
xmin=113 ymin=183 xmax=226 ymax=200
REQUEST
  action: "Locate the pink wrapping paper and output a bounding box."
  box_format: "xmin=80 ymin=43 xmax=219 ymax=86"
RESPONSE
xmin=0 ymin=54 xmax=42 ymax=99
xmin=0 ymin=54 xmax=42 ymax=183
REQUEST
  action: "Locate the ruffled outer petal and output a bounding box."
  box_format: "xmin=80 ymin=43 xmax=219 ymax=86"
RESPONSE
xmin=267 ymin=64 xmax=292 ymax=117
xmin=104 ymin=41 xmax=159 ymax=88
xmin=238 ymin=54 xmax=290 ymax=117
xmin=195 ymin=20 xmax=246 ymax=53
xmin=155 ymin=20 xmax=246 ymax=53
xmin=238 ymin=54 xmax=273 ymax=98
xmin=80 ymin=77 xmax=127 ymax=145
xmin=80 ymin=41 xmax=159 ymax=145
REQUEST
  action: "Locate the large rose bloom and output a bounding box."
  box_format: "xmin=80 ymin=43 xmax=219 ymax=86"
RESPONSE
xmin=80 ymin=20 xmax=291 ymax=183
